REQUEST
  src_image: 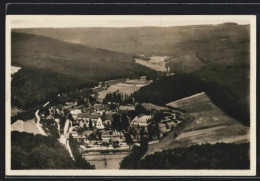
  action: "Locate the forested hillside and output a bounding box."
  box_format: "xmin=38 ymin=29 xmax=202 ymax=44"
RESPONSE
xmin=11 ymin=67 xmax=97 ymax=110
xmin=138 ymin=143 xmax=249 ymax=169
xmin=12 ymin=32 xmax=154 ymax=81
xmin=11 ymin=32 xmax=155 ymax=110
xmin=11 ymin=131 xmax=94 ymax=169
xmin=134 ymin=61 xmax=250 ymax=126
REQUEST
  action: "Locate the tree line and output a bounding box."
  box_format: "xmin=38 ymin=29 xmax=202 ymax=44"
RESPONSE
xmin=11 ymin=131 xmax=90 ymax=169
xmin=138 ymin=143 xmax=249 ymax=169
xmin=134 ymin=68 xmax=250 ymax=126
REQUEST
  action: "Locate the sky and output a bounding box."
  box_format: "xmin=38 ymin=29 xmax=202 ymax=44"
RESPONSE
xmin=7 ymin=15 xmax=253 ymax=28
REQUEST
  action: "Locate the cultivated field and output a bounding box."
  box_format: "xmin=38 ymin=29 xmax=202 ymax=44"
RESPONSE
xmin=144 ymin=92 xmax=249 ymax=157
xmin=97 ymin=78 xmax=152 ymax=101
xmin=135 ymin=56 xmax=168 ymax=72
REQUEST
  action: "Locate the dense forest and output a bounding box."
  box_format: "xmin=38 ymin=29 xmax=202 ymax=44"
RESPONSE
xmin=11 ymin=67 xmax=97 ymax=110
xmin=134 ymin=74 xmax=204 ymax=106
xmin=138 ymin=143 xmax=249 ymax=169
xmin=11 ymin=131 xmax=93 ymax=169
xmin=120 ymin=137 xmax=148 ymax=169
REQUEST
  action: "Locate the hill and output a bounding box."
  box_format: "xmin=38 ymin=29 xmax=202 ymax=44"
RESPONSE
xmin=139 ymin=143 xmax=249 ymax=169
xmin=11 ymin=32 xmax=155 ymax=81
xmin=11 ymin=32 xmax=155 ymax=109
xmin=134 ymin=61 xmax=250 ymax=126
xmin=11 ymin=131 xmax=94 ymax=169
xmin=144 ymin=92 xmax=249 ymax=157
xmin=13 ymin=23 xmax=250 ymax=73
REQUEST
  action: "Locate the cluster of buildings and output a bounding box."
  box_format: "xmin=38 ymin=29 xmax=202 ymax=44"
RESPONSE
xmin=158 ymin=112 xmax=184 ymax=137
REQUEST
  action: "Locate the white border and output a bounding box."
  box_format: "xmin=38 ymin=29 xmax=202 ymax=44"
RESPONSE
xmin=5 ymin=15 xmax=257 ymax=176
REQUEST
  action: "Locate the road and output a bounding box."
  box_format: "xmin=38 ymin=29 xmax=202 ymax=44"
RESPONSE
xmin=35 ymin=110 xmax=47 ymax=136
xmin=35 ymin=101 xmax=74 ymax=160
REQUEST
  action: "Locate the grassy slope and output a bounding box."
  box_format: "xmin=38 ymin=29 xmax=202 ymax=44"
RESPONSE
xmin=145 ymin=93 xmax=249 ymax=157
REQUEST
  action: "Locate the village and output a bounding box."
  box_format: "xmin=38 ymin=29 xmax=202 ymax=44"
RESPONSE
xmin=35 ymin=75 xmax=188 ymax=168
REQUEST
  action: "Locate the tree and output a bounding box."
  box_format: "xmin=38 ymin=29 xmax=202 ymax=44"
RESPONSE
xmin=112 ymin=114 xmax=121 ymax=130
xmin=135 ymin=104 xmax=146 ymax=115
xmin=127 ymin=110 xmax=137 ymax=120
xmin=42 ymin=119 xmax=60 ymax=138
xmin=121 ymin=113 xmax=129 ymax=130
xmin=89 ymin=119 xmax=93 ymax=129
xmin=77 ymin=97 xmax=85 ymax=106
xmin=140 ymin=136 xmax=148 ymax=153
xmin=78 ymin=127 xmax=85 ymax=138
xmin=124 ymin=133 xmax=133 ymax=145
xmin=112 ymin=141 xmax=119 ymax=148
xmin=110 ymin=103 xmax=117 ymax=110
xmin=153 ymin=112 xmax=164 ymax=123
xmin=147 ymin=124 xmax=154 ymax=140
xmin=11 ymin=132 xmax=78 ymax=169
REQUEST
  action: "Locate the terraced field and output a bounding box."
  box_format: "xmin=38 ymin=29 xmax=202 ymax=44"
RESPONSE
xmin=144 ymin=92 xmax=250 ymax=157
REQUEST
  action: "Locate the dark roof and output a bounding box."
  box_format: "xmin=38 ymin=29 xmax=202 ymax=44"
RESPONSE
xmin=103 ymin=114 xmax=113 ymax=120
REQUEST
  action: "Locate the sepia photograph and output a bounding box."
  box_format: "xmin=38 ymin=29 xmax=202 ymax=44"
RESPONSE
xmin=5 ymin=15 xmax=256 ymax=176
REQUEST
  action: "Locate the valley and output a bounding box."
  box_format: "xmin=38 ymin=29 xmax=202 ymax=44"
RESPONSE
xmin=10 ymin=22 xmax=251 ymax=170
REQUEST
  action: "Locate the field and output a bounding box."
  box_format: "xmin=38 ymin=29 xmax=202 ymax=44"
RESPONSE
xmin=135 ymin=56 xmax=168 ymax=72
xmin=97 ymin=78 xmax=152 ymax=101
xmin=11 ymin=66 xmax=21 ymax=75
xmin=11 ymin=119 xmax=41 ymax=135
xmin=144 ymin=92 xmax=249 ymax=157
xmin=98 ymin=83 xmax=139 ymax=100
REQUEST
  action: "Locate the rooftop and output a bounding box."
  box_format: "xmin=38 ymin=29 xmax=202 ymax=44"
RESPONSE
xmin=77 ymin=113 xmax=101 ymax=119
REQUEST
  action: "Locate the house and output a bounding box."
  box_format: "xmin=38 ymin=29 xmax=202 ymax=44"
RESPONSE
xmin=70 ymin=109 xmax=82 ymax=120
xmin=77 ymin=113 xmax=100 ymax=128
xmin=76 ymin=113 xmax=112 ymax=129
xmin=102 ymin=114 xmax=113 ymax=128
xmin=119 ymin=105 xmax=135 ymax=111
xmin=96 ymin=117 xmax=105 ymax=129
xmin=64 ymin=101 xmax=77 ymax=108
xmin=130 ymin=114 xmax=152 ymax=127
xmin=82 ymin=104 xmax=110 ymax=114
xmin=70 ymin=109 xmax=81 ymax=115
xmin=77 ymin=113 xmax=100 ymax=121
